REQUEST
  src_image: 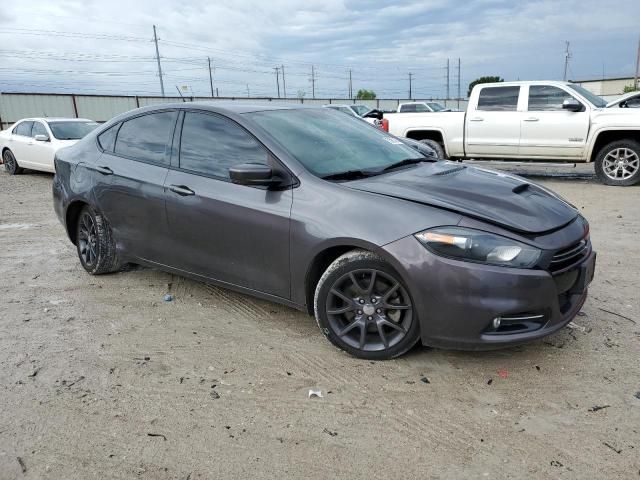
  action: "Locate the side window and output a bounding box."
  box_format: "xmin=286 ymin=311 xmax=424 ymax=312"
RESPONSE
xmin=401 ymin=104 xmax=416 ymax=112
xmin=528 ymin=86 xmax=574 ymax=111
xmin=32 ymin=122 xmax=48 ymax=138
xmin=14 ymin=121 xmax=34 ymax=137
xmin=115 ymin=111 xmax=176 ymax=165
xmin=625 ymin=97 xmax=640 ymax=108
xmin=414 ymin=104 xmax=430 ymax=112
xmin=98 ymin=124 xmax=119 ymax=152
xmin=477 ymin=86 xmax=520 ymax=111
xmin=179 ymin=111 xmax=269 ymax=179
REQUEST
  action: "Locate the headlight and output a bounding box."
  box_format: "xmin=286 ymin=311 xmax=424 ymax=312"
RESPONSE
xmin=415 ymin=227 xmax=541 ymax=268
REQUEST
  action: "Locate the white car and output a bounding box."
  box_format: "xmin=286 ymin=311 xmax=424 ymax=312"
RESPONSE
xmin=324 ymin=104 xmax=373 ymax=117
xmin=397 ymin=102 xmax=451 ymax=113
xmin=606 ymin=91 xmax=640 ymax=109
xmin=1 ymin=118 xmax=98 ymax=174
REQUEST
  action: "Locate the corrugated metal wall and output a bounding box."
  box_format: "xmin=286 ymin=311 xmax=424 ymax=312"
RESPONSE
xmin=0 ymin=92 xmax=468 ymax=128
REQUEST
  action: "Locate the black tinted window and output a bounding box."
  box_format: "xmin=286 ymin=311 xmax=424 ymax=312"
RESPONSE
xmin=15 ymin=121 xmax=33 ymax=137
xmin=179 ymin=112 xmax=268 ymax=179
xmin=32 ymin=122 xmax=48 ymax=138
xmin=115 ymin=112 xmax=176 ymax=165
xmin=528 ymin=86 xmax=574 ymax=111
xmin=401 ymin=104 xmax=417 ymax=112
xmin=477 ymin=86 xmax=520 ymax=111
xmin=98 ymin=124 xmax=119 ymax=152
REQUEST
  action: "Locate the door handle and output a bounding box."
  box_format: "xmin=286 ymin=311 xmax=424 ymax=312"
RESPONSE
xmin=169 ymin=184 xmax=195 ymax=196
xmin=95 ymin=166 xmax=113 ymax=175
xmin=523 ymin=117 xmax=539 ymax=122
xmin=469 ymin=117 xmax=484 ymax=122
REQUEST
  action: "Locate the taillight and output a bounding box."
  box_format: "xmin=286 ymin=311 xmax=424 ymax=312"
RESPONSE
xmin=381 ymin=118 xmax=389 ymax=132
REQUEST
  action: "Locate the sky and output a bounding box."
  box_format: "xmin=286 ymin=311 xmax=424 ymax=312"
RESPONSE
xmin=0 ymin=0 xmax=639 ymax=99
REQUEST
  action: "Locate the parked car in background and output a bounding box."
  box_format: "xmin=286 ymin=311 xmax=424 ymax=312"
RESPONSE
xmin=606 ymin=91 xmax=640 ymax=108
xmin=397 ymin=102 xmax=451 ymax=113
xmin=1 ymin=118 xmax=98 ymax=174
xmin=53 ymin=103 xmax=594 ymax=359
xmin=385 ymin=81 xmax=640 ymax=186
xmin=323 ymin=103 xmax=388 ymax=131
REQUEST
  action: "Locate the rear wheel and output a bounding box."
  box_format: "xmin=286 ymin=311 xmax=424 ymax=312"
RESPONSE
xmin=419 ymin=139 xmax=446 ymax=159
xmin=594 ymin=140 xmax=640 ymax=186
xmin=314 ymin=250 xmax=420 ymax=360
xmin=3 ymin=150 xmax=23 ymax=175
xmin=76 ymin=206 xmax=121 ymax=275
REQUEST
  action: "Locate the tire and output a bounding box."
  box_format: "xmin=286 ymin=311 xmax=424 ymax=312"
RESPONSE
xmin=314 ymin=249 xmax=420 ymax=360
xmin=76 ymin=206 xmax=121 ymax=275
xmin=3 ymin=149 xmax=23 ymax=175
xmin=594 ymin=139 xmax=640 ymax=186
xmin=419 ymin=139 xmax=446 ymax=159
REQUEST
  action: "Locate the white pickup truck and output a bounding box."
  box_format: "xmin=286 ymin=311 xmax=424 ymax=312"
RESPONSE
xmin=384 ymin=80 xmax=640 ymax=186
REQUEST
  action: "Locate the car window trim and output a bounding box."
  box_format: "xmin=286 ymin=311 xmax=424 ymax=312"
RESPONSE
xmin=107 ymin=109 xmax=178 ymax=166
xmin=96 ymin=122 xmax=122 ymax=153
xmin=173 ymin=108 xmax=297 ymax=188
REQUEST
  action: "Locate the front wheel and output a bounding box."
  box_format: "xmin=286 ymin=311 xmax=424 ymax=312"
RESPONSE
xmin=314 ymin=250 xmax=420 ymax=360
xmin=3 ymin=150 xmax=23 ymax=175
xmin=419 ymin=139 xmax=446 ymax=159
xmin=594 ymin=140 xmax=640 ymax=186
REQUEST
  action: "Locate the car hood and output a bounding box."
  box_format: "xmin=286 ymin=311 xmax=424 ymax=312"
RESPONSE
xmin=347 ymin=162 xmax=578 ymax=234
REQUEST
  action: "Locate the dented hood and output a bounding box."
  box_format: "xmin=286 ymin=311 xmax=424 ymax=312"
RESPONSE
xmin=347 ymin=162 xmax=579 ymax=234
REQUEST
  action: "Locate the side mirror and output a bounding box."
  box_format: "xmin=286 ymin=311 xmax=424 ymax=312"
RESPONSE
xmin=562 ymin=98 xmax=583 ymax=112
xmin=363 ymin=109 xmax=383 ymax=120
xmin=34 ymin=134 xmax=49 ymax=142
xmin=229 ymin=163 xmax=279 ymax=187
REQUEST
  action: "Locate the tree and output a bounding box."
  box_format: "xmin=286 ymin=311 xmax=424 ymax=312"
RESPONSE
xmin=356 ymin=89 xmax=376 ymax=100
xmin=468 ymin=76 xmax=504 ymax=96
xmin=623 ymin=85 xmax=639 ymax=93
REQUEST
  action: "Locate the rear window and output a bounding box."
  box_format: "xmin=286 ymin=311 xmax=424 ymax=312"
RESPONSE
xmin=98 ymin=124 xmax=119 ymax=152
xmin=477 ymin=86 xmax=520 ymax=111
xmin=114 ymin=112 xmax=176 ymax=165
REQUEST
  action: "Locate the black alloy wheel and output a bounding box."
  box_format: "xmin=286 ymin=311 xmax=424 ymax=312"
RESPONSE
xmin=3 ymin=150 xmax=22 ymax=175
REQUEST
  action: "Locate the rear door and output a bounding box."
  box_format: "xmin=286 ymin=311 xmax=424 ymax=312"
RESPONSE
xmin=519 ymin=84 xmax=589 ymax=158
xmin=164 ymin=110 xmax=292 ymax=298
xmin=92 ymin=110 xmax=177 ymax=262
xmin=9 ymin=121 xmax=34 ymax=165
xmin=465 ymin=86 xmax=522 ymax=157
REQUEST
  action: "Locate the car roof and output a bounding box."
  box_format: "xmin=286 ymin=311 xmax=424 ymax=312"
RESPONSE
xmin=473 ymin=80 xmax=574 ymax=88
xmin=168 ymin=101 xmax=313 ymax=114
xmin=17 ymin=117 xmax=94 ymax=123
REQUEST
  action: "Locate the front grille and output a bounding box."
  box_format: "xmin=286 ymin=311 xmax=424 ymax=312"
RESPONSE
xmin=549 ymin=239 xmax=589 ymax=274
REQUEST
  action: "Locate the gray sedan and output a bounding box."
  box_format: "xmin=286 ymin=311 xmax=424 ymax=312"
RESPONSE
xmin=52 ymin=104 xmax=595 ymax=359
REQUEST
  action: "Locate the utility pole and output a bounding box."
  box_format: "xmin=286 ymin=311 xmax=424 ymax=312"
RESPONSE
xmin=216 ymin=87 xmax=219 ymax=97
xmin=446 ymin=58 xmax=450 ymax=100
xmin=246 ymin=84 xmax=250 ymax=97
xmin=281 ymin=64 xmax=286 ymax=98
xmin=153 ymin=25 xmax=165 ymax=96
xmin=348 ymin=69 xmax=352 ymax=99
xmin=207 ymin=57 xmax=214 ymax=97
xmin=274 ymin=67 xmax=280 ymax=98
xmin=408 ymin=72 xmax=413 ymax=99
xmin=563 ymin=41 xmax=571 ymax=81
xmin=634 ymin=36 xmax=640 ymax=90
xmin=311 ymin=65 xmax=316 ymax=99
xmin=457 ymin=58 xmax=461 ymax=99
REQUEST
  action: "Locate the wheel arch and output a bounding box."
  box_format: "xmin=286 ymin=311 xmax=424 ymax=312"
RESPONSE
xmin=588 ymin=129 xmax=640 ymax=162
xmin=404 ymin=129 xmax=447 ymax=154
xmin=65 ymin=200 xmax=90 ymax=245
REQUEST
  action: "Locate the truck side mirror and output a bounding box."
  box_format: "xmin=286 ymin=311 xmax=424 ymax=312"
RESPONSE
xmin=562 ymin=98 xmax=583 ymax=112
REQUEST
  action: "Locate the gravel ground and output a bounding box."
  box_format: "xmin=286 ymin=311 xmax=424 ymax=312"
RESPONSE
xmin=0 ymin=166 xmax=638 ymax=479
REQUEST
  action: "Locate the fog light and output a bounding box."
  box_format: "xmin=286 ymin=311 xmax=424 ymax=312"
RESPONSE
xmin=492 ymin=317 xmax=501 ymax=329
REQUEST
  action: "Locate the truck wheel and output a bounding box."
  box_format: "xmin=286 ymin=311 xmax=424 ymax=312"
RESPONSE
xmin=419 ymin=139 xmax=446 ymax=159
xmin=594 ymin=140 xmax=640 ymax=186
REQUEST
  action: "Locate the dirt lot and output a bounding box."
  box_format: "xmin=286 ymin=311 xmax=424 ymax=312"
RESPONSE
xmin=0 ymin=166 xmax=638 ymax=479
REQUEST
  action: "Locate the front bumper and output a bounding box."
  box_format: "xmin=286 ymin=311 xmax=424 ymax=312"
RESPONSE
xmin=383 ymin=235 xmax=594 ymax=350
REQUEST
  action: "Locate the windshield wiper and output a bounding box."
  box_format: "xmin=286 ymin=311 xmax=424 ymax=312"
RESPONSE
xmin=381 ymin=158 xmax=433 ymax=172
xmin=321 ymin=169 xmax=375 ymax=181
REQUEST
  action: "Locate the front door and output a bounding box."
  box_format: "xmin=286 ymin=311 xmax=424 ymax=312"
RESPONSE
xmin=92 ymin=110 xmax=177 ymax=262
xmin=465 ymin=85 xmax=522 ymax=157
xmin=164 ymin=110 xmax=292 ymax=299
xmin=519 ymin=84 xmax=589 ymax=159
xmin=30 ymin=121 xmax=55 ymax=171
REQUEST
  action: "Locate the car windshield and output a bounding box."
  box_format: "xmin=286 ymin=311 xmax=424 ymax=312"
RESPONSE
xmin=566 ymin=84 xmax=607 ymax=108
xmin=48 ymin=121 xmax=99 ymax=140
xmin=427 ymin=102 xmax=445 ymax=111
xmin=248 ymin=108 xmax=423 ymax=178
xmin=350 ymin=105 xmax=371 ymax=116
